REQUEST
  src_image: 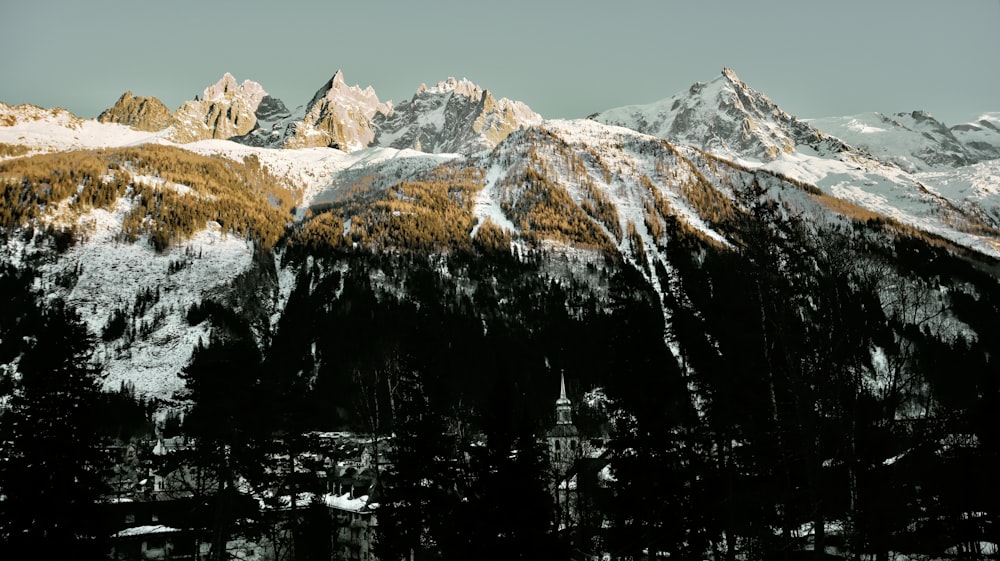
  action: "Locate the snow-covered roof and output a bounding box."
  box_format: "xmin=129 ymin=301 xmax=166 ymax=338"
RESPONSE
xmin=113 ymin=525 xmax=182 ymax=538
xmin=324 ymin=492 xmax=372 ymax=513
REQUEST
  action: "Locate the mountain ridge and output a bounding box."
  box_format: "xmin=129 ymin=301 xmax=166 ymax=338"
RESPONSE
xmin=87 ymin=71 xmax=542 ymax=155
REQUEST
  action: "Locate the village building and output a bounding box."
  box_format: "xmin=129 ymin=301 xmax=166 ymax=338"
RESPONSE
xmin=325 ymin=493 xmax=378 ymax=561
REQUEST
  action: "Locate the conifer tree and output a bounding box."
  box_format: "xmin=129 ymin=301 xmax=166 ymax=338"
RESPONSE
xmin=459 ymin=427 xmax=562 ymax=561
xmin=375 ymin=370 xmax=462 ymax=561
xmin=179 ymin=327 xmax=267 ymax=561
xmin=0 ymin=295 xmax=108 ymax=559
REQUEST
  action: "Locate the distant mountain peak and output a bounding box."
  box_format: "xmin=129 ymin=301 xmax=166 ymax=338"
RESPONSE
xmin=170 ymin=73 xmax=271 ymax=142
xmin=200 ymin=72 xmax=267 ymax=106
xmin=373 ymin=78 xmax=541 ymax=154
xmin=273 ymin=71 xmax=389 ymax=151
xmin=592 ymin=67 xmax=842 ymax=161
xmin=422 ymin=77 xmax=485 ymax=99
xmin=720 ymin=66 xmax=741 ymax=84
xmin=98 ymin=91 xmax=173 ymax=132
xmin=305 ymin=70 xmax=385 ymax=114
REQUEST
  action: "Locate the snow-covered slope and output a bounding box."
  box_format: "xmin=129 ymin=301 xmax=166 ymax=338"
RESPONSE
xmin=916 ymin=158 xmax=1000 ymax=227
xmin=472 ymin=118 xmax=1000 ymax=262
xmin=182 ymin=139 xmax=458 ymax=214
xmin=807 ymin=111 xmax=979 ymax=172
xmin=307 ymin=147 xmax=459 ymax=208
xmin=591 ymin=69 xmax=1000 ymax=256
xmin=63 ymin=216 xmax=254 ymax=398
xmin=373 ymin=77 xmax=542 ymax=154
xmin=0 ymin=102 xmax=167 ymax=154
xmin=1 ymin=102 xmax=83 ymax=129
xmin=950 ymin=112 xmax=1000 ymax=163
xmin=0 ymin=175 xmax=259 ymax=398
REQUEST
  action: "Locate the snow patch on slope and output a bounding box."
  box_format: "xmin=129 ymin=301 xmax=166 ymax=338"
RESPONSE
xmin=471 ymin=163 xmax=519 ymax=237
xmin=807 ymin=111 xmax=972 ymax=172
xmin=35 ymin=196 xmax=256 ymax=399
xmin=0 ymin=109 xmax=169 ymax=154
xmin=761 ymin=151 xmax=1000 ymax=257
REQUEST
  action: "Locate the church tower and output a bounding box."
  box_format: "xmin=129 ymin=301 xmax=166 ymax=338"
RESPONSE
xmin=556 ymin=372 xmax=573 ymax=425
xmin=548 ymin=372 xmax=579 ymax=469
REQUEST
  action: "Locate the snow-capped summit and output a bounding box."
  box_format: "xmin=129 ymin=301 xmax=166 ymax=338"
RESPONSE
xmin=592 ymin=67 xmax=845 ymax=162
xmin=306 ymin=70 xmax=380 ymax=108
xmin=202 ymin=72 xmax=267 ymax=106
xmin=171 ymin=73 xmax=273 ymax=143
xmin=373 ymin=77 xmax=542 ymax=154
xmin=417 ymin=76 xmax=484 ymax=98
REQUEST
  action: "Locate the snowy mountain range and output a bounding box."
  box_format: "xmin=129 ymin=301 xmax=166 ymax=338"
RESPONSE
xmin=94 ymin=71 xmax=539 ymax=155
xmin=1 ymin=67 xmax=999 ymax=404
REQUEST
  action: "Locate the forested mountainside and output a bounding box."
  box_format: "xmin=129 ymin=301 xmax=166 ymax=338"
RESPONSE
xmin=1 ymin=68 xmax=998 ymax=560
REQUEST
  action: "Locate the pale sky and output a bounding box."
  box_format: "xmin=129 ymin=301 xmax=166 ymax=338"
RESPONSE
xmin=2 ymin=0 xmax=997 ymax=125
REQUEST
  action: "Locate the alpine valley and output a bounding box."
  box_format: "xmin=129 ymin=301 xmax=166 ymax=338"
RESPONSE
xmin=1 ymin=68 xmax=999 ymax=560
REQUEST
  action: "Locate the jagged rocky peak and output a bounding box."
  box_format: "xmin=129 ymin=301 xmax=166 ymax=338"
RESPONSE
xmin=170 ymin=72 xmax=273 ymax=143
xmin=373 ymin=76 xmax=542 ymax=154
xmin=306 ymin=70 xmax=384 ymax=110
xmin=718 ymin=67 xmax=789 ymax=120
xmin=279 ymin=70 xmax=390 ymax=151
xmin=419 ymin=76 xmax=484 ymax=98
xmin=592 ymin=67 xmax=846 ymax=162
xmin=98 ymin=91 xmax=174 ymax=132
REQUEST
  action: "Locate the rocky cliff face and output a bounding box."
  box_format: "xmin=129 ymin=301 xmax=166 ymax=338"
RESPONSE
xmin=97 ymin=92 xmax=174 ymax=132
xmin=231 ymin=95 xmax=295 ymax=147
xmin=372 ymin=77 xmax=542 ymax=154
xmin=171 ymin=73 xmax=269 ymax=143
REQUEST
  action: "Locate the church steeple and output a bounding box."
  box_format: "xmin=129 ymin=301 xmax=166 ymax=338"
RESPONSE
xmin=548 ymin=371 xmax=580 ymax=468
xmin=555 ymin=371 xmax=573 ymax=425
